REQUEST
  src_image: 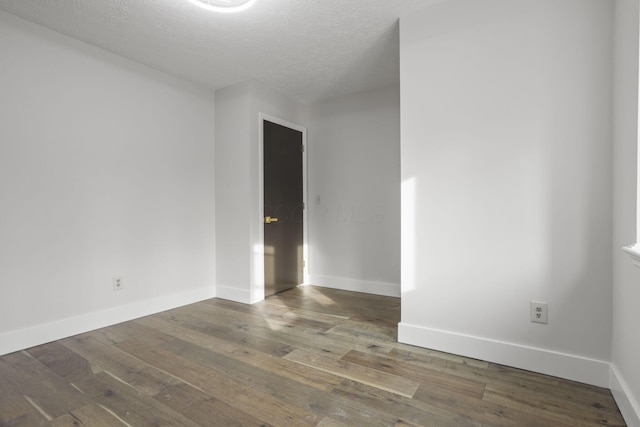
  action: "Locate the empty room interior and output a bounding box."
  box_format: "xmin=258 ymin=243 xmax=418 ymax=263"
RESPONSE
xmin=1 ymin=0 xmax=640 ymax=425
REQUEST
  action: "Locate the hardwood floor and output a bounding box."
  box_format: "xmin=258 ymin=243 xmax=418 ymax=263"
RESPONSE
xmin=0 ymin=286 xmax=626 ymax=426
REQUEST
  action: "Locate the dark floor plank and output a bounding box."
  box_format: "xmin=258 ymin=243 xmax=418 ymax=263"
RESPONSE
xmin=163 ymin=301 xmax=353 ymax=358
xmin=0 ymin=393 xmax=48 ymax=426
xmin=341 ymin=350 xmax=486 ymax=399
xmin=483 ymin=383 xmax=626 ymax=427
xmin=0 ymin=351 xmax=89 ymax=420
xmin=154 ymin=383 xmax=273 ymax=427
xmin=0 ymin=413 xmax=45 ymax=427
xmin=332 ymin=379 xmax=481 ymax=427
xmin=48 ymin=403 xmax=128 ymax=427
xmin=136 ymin=315 xmax=342 ymax=392
xmin=151 ymin=308 xmax=296 ymax=358
xmin=85 ymin=319 xmax=177 ymax=347
xmin=385 ymin=346 xmax=560 ymax=393
xmin=412 ymin=382 xmax=569 ymax=427
xmin=59 ymin=333 xmax=182 ymax=396
xmin=115 ymin=337 xmax=321 ymax=426
xmin=73 ymin=371 xmax=200 ymax=427
xmin=159 ymin=338 xmax=399 ymax=426
xmin=26 ymin=341 xmax=93 ymax=384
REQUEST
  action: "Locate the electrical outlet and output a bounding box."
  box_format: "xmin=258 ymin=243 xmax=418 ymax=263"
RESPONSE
xmin=530 ymin=301 xmax=548 ymax=324
xmin=113 ymin=276 xmax=124 ymax=291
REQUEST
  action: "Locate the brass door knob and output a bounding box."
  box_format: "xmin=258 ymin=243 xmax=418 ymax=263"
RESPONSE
xmin=265 ymin=216 xmax=279 ymax=224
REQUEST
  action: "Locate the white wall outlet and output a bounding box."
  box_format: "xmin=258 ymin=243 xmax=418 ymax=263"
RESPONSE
xmin=530 ymin=301 xmax=548 ymax=324
xmin=113 ymin=276 xmax=124 ymax=291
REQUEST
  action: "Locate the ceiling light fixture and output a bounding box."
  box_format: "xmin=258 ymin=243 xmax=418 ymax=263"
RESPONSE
xmin=186 ymin=0 xmax=257 ymax=13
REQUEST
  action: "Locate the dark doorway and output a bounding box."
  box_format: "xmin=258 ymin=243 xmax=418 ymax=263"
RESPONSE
xmin=263 ymin=120 xmax=304 ymax=297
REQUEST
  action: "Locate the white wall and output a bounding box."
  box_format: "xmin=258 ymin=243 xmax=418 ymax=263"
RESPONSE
xmin=215 ymin=81 xmax=305 ymax=303
xmin=611 ymin=0 xmax=640 ymax=424
xmin=399 ymin=0 xmax=614 ymax=387
xmin=0 ymin=11 xmax=216 ymax=356
xmin=215 ymin=83 xmax=253 ymax=303
xmin=307 ymin=87 xmax=401 ymax=296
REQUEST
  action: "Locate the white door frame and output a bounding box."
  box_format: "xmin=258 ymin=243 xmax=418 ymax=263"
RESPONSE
xmin=256 ymin=113 xmax=308 ymax=301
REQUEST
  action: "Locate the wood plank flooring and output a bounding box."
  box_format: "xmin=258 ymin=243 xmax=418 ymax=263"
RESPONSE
xmin=0 ymin=286 xmax=626 ymax=426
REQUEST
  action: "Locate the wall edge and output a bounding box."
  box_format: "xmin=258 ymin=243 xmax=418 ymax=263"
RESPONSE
xmin=398 ymin=322 xmax=610 ymax=388
xmin=0 ymin=286 xmax=215 ymax=357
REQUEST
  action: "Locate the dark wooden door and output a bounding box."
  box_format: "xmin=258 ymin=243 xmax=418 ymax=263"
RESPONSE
xmin=263 ymin=120 xmax=304 ymax=297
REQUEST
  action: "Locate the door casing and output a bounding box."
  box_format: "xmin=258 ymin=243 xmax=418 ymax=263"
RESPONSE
xmin=257 ymin=113 xmax=308 ymax=300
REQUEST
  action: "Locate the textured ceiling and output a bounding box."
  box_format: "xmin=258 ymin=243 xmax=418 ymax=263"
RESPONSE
xmin=0 ymin=0 xmax=435 ymax=104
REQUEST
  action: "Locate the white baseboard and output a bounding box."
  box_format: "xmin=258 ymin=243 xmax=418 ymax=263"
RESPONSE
xmin=610 ymin=364 xmax=640 ymax=427
xmin=0 ymin=286 xmax=215 ymax=357
xmin=307 ymin=275 xmax=400 ymax=297
xmin=398 ymin=322 xmax=610 ymax=388
xmin=215 ymin=284 xmax=252 ymax=304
